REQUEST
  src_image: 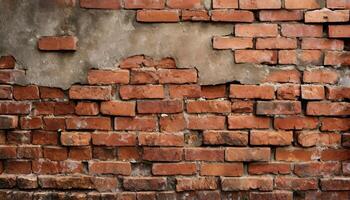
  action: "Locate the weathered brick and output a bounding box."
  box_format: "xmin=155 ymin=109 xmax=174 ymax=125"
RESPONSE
xmin=256 ymin=38 xmax=297 ymax=49
xmin=235 ymin=50 xmax=278 ymax=64
xmin=303 ymin=69 xmax=338 ymax=84
xmin=159 ymin=114 xmax=186 ymax=132
xmin=326 ymin=86 xmax=350 ymax=100
xmin=89 ymin=161 xmax=131 ymax=175
xmin=0 ymin=55 xmax=15 ymax=69
xmin=101 ymin=101 xmax=135 ymax=116
xmin=321 ymin=178 xmax=350 ymax=191
xmin=143 ymin=148 xmax=182 ymax=161
xmin=226 ymin=147 xmax=270 ymax=161
xmin=228 ymin=115 xmax=270 ymax=129
xmin=213 ymin=0 xmax=238 ymax=8
xmin=80 ymin=0 xmax=120 ymax=9
xmin=235 ymin=24 xmax=278 ymax=37
xmin=68 ymin=147 xmax=92 ymax=161
xmin=119 ymin=55 xmax=144 ymax=68
xmin=123 ymin=177 xmax=167 ymax=191
xmin=169 ymin=85 xmax=201 ymax=99
xmin=211 ymin=10 xmax=254 ymax=22
xmin=6 ymin=160 xmax=32 ymax=174
xmin=167 ymin=0 xmax=202 ymax=9
xmin=152 ymin=163 xmax=196 ymax=175
xmin=39 ymin=87 xmax=64 ymax=99
xmin=248 ymin=163 xmax=291 ymax=175
xmin=60 ymin=132 xmax=91 ymax=146
xmin=276 ymin=148 xmax=318 ymax=161
xmin=75 ymin=102 xmax=99 ymax=116
xmin=20 ymin=116 xmax=42 ymax=129
xmin=281 ymin=24 xmax=323 ymax=37
xmin=231 ymin=101 xmax=254 ymax=113
xmin=137 ymin=10 xmax=180 ymax=22
xmin=307 ymin=102 xmax=350 ymax=116
xmin=294 ymin=162 xmax=341 ymax=177
xmin=305 ymin=9 xmax=349 ymax=23
xmin=275 ymin=177 xmax=318 ymax=190
xmin=17 ymin=175 xmax=38 ymax=189
xmin=297 ymin=131 xmax=341 ymax=147
xmin=221 ymin=177 xmax=273 ymax=191
xmin=256 ymin=101 xmax=301 ymax=115
xmin=69 ymin=86 xmax=112 ymax=100
xmin=200 ymin=163 xmax=243 ymax=176
xmin=329 ymin=25 xmax=350 ymax=38
xmin=38 ymin=175 xmax=94 ymax=189
xmin=264 ymin=69 xmax=301 ymax=83
xmin=302 ymin=38 xmax=344 ymax=50
xmin=230 ymin=85 xmax=275 ymax=99
xmin=301 ymin=85 xmax=325 ymax=100
xmin=32 ymin=130 xmax=58 ymax=145
xmin=185 ymin=148 xmax=225 ymax=161
xmin=182 ymin=10 xmax=210 ymax=21
xmin=17 ymin=145 xmax=42 ymax=159
xmin=240 ymin=0 xmax=281 ymax=9
xmin=0 ymin=115 xmax=18 ymax=129
xmin=0 ymin=70 xmax=25 ymax=84
xmin=115 ymin=116 xmax=157 ymax=131
xmin=321 ymin=149 xmax=350 ymax=161
xmin=259 ymin=10 xmax=303 ymax=21
xmin=250 ymin=130 xmax=293 ymax=146
xmin=249 ymin=192 xmax=293 ymax=200
xmin=138 ymin=132 xmax=184 ymax=146
xmin=274 ymin=116 xmax=318 ymax=130
xmin=0 ymin=102 xmax=31 ymax=115
xmin=201 ymin=85 xmax=226 ymax=99
xmin=324 ymin=51 xmax=350 ymax=66
xmin=13 ymin=85 xmax=39 ymax=100
xmin=43 ymin=147 xmax=68 ymax=161
xmin=187 ymin=115 xmax=225 ymax=130
xmin=327 ymin=0 xmax=350 ymax=9
xmin=130 ymin=69 xmax=158 ymax=84
xmin=120 ymin=85 xmax=164 ymax=99
xmin=87 ymin=69 xmax=129 ymax=85
xmin=176 ymin=177 xmax=217 ymax=191
xmin=277 ymin=84 xmax=300 ymax=100
xmin=137 ymin=100 xmax=183 ymax=113
xmin=321 ymin=118 xmax=350 ymax=131
xmin=0 ymin=85 xmax=12 ymax=99
xmin=203 ymin=130 xmax=248 ymax=146
xmin=38 ymin=36 xmax=77 ymax=51
xmin=66 ymin=117 xmax=111 ymax=130
xmin=187 ymin=100 xmax=231 ymax=113
xmin=92 ymin=132 xmax=136 ymax=146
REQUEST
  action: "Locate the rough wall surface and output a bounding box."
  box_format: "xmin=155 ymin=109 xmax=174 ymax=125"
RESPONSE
xmin=0 ymin=0 xmax=349 ymax=199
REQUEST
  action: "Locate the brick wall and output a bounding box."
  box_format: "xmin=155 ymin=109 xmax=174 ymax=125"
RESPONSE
xmin=0 ymin=0 xmax=350 ymax=199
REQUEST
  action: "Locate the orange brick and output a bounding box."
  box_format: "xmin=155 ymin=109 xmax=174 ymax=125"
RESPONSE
xmin=235 ymin=24 xmax=278 ymax=37
xmin=211 ymin=10 xmax=254 ymax=22
xmin=230 ymin=85 xmax=275 ymax=99
xmin=235 ymin=50 xmax=278 ymax=64
xmin=137 ymin=10 xmax=180 ymax=22
xmin=124 ymin=0 xmax=165 ymax=9
xmin=259 ymin=10 xmax=303 ymax=21
xmin=87 ymin=70 xmax=129 ymax=85
xmin=240 ymin=0 xmax=281 ymax=9
xmin=213 ymin=37 xmax=253 ymax=49
xmin=38 ymin=36 xmax=77 ymax=51
xmin=305 ymin=9 xmax=349 ymax=23
xmin=281 ymin=24 xmax=323 ymax=37
xmin=213 ymin=0 xmax=238 ymax=8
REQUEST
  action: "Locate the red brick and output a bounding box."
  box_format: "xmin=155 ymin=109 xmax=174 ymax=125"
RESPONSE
xmin=0 ymin=85 xmax=12 ymax=99
xmin=321 ymin=118 xmax=350 ymax=131
xmin=120 ymin=85 xmax=164 ymax=99
xmin=54 ymin=102 xmax=75 ymax=115
xmin=137 ymin=100 xmax=183 ymax=114
xmin=213 ymin=0 xmax=238 ymax=8
xmin=143 ymin=147 xmax=182 ymax=161
xmin=159 ymin=114 xmax=186 ymax=132
xmin=326 ymin=86 xmax=350 ymax=100
xmin=256 ymin=38 xmax=297 ymax=50
xmin=43 ymin=146 xmax=68 ymax=161
xmin=92 ymin=132 xmax=136 ymax=146
xmin=115 ymin=116 xmax=157 ymax=131
xmin=281 ymin=24 xmax=323 ymax=37
xmin=39 ymin=87 xmax=64 ymax=99
xmin=324 ymin=51 xmax=350 ymax=66
xmin=231 ymin=100 xmax=254 ymax=113
xmin=6 ymin=130 xmax=31 ymax=145
xmin=187 ymin=115 xmax=225 ymax=130
xmin=275 ymin=177 xmax=318 ymax=190
xmin=302 ymin=38 xmax=344 ymax=50
xmin=124 ymin=0 xmax=165 ymax=9
xmin=277 ymin=84 xmax=300 ymax=100
xmin=0 ymin=175 xmax=16 ymax=188
xmin=211 ymin=10 xmax=254 ymax=22
xmin=303 ymin=69 xmax=338 ymax=84
xmin=230 ymin=85 xmax=275 ymax=99
xmin=0 ymin=146 xmax=17 ymax=159
xmin=32 ymin=160 xmax=60 ymax=174
xmin=250 ymin=130 xmax=293 ymax=146
xmin=185 ymin=148 xmax=224 ymax=161
xmin=301 ymin=85 xmax=325 ymax=100
xmin=256 ymin=101 xmax=301 ymax=115
xmin=152 ymin=163 xmax=196 ymax=175
xmin=100 ymin=101 xmax=135 ymax=116
xmin=139 ymin=132 xmax=184 ymax=146
xmin=87 ymin=69 xmax=129 ymax=85
xmin=119 ymin=55 xmax=144 ymax=68
xmin=0 ymin=115 xmax=18 ymax=129
xmin=158 ymin=69 xmax=197 ymax=84
xmin=89 ymin=161 xmax=131 ymax=175
xmin=6 ymin=160 xmax=31 ymax=174
xmin=137 ymin=10 xmax=180 ymax=22
xmin=213 ymin=37 xmax=253 ymax=49
xmin=307 ymin=102 xmax=350 ymax=116
xmin=294 ymin=162 xmax=341 ymax=177
xmin=69 ymin=85 xmax=111 ymax=100
xmin=278 ymin=50 xmax=297 ymax=64
xmin=0 ymin=55 xmax=15 ymax=69
xmin=66 ymin=117 xmax=111 ymax=130
xmin=285 ymin=0 xmax=323 ymax=9
xmin=17 ymin=176 xmax=38 ymax=189
xmin=221 ymin=177 xmax=273 ymax=191
xmin=118 ymin=147 xmax=140 ymax=161
xmin=38 ymin=36 xmax=77 ymax=50
xmin=305 ymin=9 xmax=349 ymax=23
xmin=187 ymin=100 xmax=230 ymax=113
xmin=226 ymin=147 xmax=270 ymax=161
xmin=276 ymin=148 xmax=317 ymax=161
xmin=17 ymin=145 xmax=42 ymax=159
xmin=259 ymin=10 xmax=303 ymax=21
xmin=0 ymin=102 xmax=31 ymax=115
xmin=297 ymin=131 xmax=341 ymax=147
xmin=235 ymin=50 xmax=277 ymax=64
xmin=321 ymin=149 xmax=350 ymax=161
xmin=329 ymin=25 xmax=350 ymax=38
xmin=169 ymin=85 xmax=201 ymax=99
xmin=75 ymin=102 xmax=99 ymax=116
xmin=250 ymin=192 xmax=293 ymax=200
xmin=200 ymin=163 xmax=243 ymax=176
xmin=123 ymin=177 xmax=167 ymax=191
xmin=235 ymin=24 xmax=278 ymax=37
xmin=38 ymin=175 xmax=94 ymax=189
xmin=80 ymin=0 xmax=120 ymax=9
xmin=32 ymin=130 xmax=58 ymax=145
xmin=13 ymin=85 xmax=39 ymax=100
xmin=240 ymin=0 xmax=281 ymax=9
xmin=203 ymin=130 xmax=248 ymax=146
xmin=68 ymin=147 xmax=92 ymax=160
xmin=300 ymin=50 xmax=324 ymax=65
xmin=166 ymin=0 xmax=201 ymax=8
xmin=248 ymin=163 xmax=291 ymax=175
xmin=264 ymin=69 xmax=301 ymax=83
xmin=130 ymin=69 xmax=158 ymax=84
xmin=60 ymin=132 xmax=91 ymax=146
xmin=327 ymin=0 xmax=350 ymax=9
xmin=201 ymin=85 xmax=226 ymax=99
xmin=228 ymin=115 xmax=270 ymax=129
xmin=43 ymin=117 xmax=65 ymax=131
xmin=274 ymin=116 xmax=318 ymax=130
xmin=20 ymin=116 xmax=42 ymax=129
xmin=321 ymin=178 xmax=350 ymax=191
xmin=182 ymin=10 xmax=210 ymax=21
xmin=176 ymin=177 xmax=217 ymax=191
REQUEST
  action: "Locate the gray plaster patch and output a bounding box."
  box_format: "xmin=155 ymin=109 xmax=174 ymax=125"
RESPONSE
xmin=0 ymin=0 xmax=269 ymax=89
